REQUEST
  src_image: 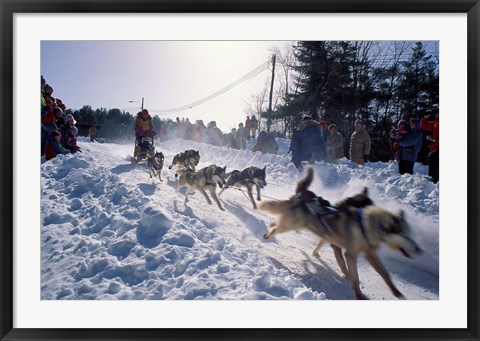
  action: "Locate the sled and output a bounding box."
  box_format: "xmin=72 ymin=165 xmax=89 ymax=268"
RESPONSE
xmin=133 ymin=136 xmax=155 ymax=163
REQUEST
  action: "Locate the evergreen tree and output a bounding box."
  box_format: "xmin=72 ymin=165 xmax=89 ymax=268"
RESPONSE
xmin=398 ymin=42 xmax=439 ymax=117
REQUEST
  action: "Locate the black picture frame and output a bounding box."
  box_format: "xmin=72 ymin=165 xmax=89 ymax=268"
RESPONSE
xmin=1 ymin=1 xmax=479 ymax=340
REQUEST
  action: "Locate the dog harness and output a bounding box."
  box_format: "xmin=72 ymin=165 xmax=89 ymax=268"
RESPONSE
xmin=355 ymin=208 xmax=370 ymax=243
xmin=296 ymin=192 xmax=338 ymax=233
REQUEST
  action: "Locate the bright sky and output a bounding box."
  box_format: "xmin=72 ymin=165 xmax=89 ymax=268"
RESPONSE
xmin=41 ymin=41 xmax=286 ymax=132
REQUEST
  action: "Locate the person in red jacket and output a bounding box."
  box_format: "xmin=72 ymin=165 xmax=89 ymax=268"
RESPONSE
xmin=420 ymin=109 xmax=439 ymax=183
xmin=44 ymin=130 xmax=70 ymax=160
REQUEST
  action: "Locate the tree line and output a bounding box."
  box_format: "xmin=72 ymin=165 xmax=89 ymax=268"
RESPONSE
xmin=254 ymin=41 xmax=438 ymax=162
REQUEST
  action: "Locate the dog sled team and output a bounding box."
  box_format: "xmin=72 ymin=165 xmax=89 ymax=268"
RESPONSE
xmin=138 ymin=140 xmax=422 ymax=300
xmin=132 ymin=109 xmax=423 ymax=300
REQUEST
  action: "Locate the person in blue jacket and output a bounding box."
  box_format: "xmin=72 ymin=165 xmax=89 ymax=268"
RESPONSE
xmin=397 ymin=118 xmax=423 ymax=175
xmin=289 ymin=115 xmax=323 ymax=171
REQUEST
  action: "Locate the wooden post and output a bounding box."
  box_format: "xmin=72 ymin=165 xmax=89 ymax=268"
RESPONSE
xmin=267 ymin=54 xmax=276 ymax=133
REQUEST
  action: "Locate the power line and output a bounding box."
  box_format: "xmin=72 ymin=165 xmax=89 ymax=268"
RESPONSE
xmin=149 ymin=58 xmax=271 ymax=114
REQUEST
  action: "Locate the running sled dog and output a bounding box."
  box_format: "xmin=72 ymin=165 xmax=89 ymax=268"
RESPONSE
xmin=310 ymin=187 xmax=374 ymax=278
xmin=177 ymin=164 xmax=227 ymax=211
xmin=259 ymin=167 xmax=422 ymax=300
xmin=146 ymin=151 xmax=165 ymax=182
xmin=218 ymin=166 xmax=267 ymax=209
xmin=169 ymin=149 xmax=200 ymax=177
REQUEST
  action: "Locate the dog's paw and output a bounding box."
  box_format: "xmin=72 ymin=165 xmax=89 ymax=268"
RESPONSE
xmin=263 ymin=232 xmax=271 ymax=240
xmin=393 ymin=289 xmax=406 ymax=300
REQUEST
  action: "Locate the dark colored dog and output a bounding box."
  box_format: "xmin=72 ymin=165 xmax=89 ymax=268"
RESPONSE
xmin=218 ymin=166 xmax=266 ymax=209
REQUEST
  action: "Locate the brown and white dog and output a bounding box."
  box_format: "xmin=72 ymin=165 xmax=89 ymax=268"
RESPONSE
xmin=259 ymin=167 xmax=422 ymax=300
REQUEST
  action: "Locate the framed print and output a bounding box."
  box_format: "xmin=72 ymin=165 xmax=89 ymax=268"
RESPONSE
xmin=1 ymin=0 xmax=479 ymax=340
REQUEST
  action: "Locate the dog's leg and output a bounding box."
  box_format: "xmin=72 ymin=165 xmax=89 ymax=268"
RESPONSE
xmin=199 ymin=188 xmax=212 ymax=205
xmin=247 ymin=185 xmax=257 ymax=209
xmin=256 ymin=184 xmax=261 ymax=201
xmin=345 ymin=252 xmax=368 ymax=300
xmin=208 ymin=188 xmax=225 ymax=211
xmin=312 ymin=239 xmax=325 ymax=256
xmin=218 ymin=186 xmax=228 ymax=197
xmin=184 ymin=187 xmax=194 ymax=203
xmin=365 ymin=251 xmax=405 ymax=299
xmin=331 ymin=245 xmax=349 ymax=277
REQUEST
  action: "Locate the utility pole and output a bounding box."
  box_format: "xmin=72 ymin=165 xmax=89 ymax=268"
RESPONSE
xmin=141 ymin=97 xmax=144 ymax=111
xmin=267 ymin=54 xmax=276 ymax=133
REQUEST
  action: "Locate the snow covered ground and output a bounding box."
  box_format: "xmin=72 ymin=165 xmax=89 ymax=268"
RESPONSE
xmin=40 ymin=137 xmax=439 ymax=300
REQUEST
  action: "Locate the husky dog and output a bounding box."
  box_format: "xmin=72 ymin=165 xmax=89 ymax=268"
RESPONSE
xmin=169 ymin=149 xmax=200 ymax=176
xmin=218 ymin=166 xmax=267 ymax=209
xmin=146 ymin=151 xmax=165 ymax=182
xmin=177 ymin=164 xmax=227 ymax=211
xmin=311 ymin=187 xmax=374 ymax=275
xmin=259 ymin=167 xmax=422 ymax=300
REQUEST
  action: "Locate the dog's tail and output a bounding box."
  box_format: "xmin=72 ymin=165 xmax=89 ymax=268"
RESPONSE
xmin=296 ymin=166 xmax=314 ymax=193
xmin=258 ymin=199 xmax=292 ymax=214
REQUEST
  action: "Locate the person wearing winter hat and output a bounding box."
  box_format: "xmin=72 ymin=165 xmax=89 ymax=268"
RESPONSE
xmin=44 ymin=130 xmax=70 ymax=160
xmin=420 ymin=109 xmax=439 ymax=183
xmin=325 ymin=124 xmax=344 ymax=163
xmin=390 ymin=119 xmax=410 ymax=162
xmin=63 ymin=126 xmax=82 ymax=154
xmin=133 ymin=109 xmax=157 ymax=158
xmin=349 ymin=119 xmax=371 ymax=165
xmin=65 ymin=114 xmax=77 ymax=125
xmin=61 ymin=114 xmax=77 ymax=139
xmin=41 ymin=83 xmax=59 ymax=155
xmin=289 ymin=115 xmax=324 ymax=171
xmin=396 ymin=118 xmax=423 ymax=175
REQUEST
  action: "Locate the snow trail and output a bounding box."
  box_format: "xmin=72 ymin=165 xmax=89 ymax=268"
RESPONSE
xmin=41 ymin=137 xmax=439 ymax=300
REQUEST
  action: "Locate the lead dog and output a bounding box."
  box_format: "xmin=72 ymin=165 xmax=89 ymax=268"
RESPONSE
xmin=218 ymin=166 xmax=266 ymax=209
xmin=146 ymin=151 xmax=165 ymax=182
xmin=259 ymin=167 xmax=422 ymax=300
xmin=177 ymin=164 xmax=227 ymax=211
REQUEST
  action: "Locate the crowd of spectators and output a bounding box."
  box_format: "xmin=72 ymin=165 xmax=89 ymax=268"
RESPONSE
xmin=40 ymin=74 xmax=439 ymax=182
xmin=41 ymin=76 xmax=82 ymax=161
xmin=288 ymin=112 xmax=439 ymax=183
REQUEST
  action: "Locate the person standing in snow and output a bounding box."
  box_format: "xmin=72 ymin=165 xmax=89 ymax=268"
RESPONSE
xmin=236 ymin=123 xmax=247 ymax=150
xmin=420 ymin=109 xmax=439 ymax=183
xmin=289 ymin=115 xmax=323 ymax=171
xmin=349 ymin=119 xmax=371 ymax=166
xmin=245 ymin=116 xmax=253 ymax=139
xmin=390 ymin=119 xmax=410 ymax=162
xmin=396 ymin=118 xmax=423 ymax=175
xmin=251 ymin=131 xmax=279 ymax=154
xmin=325 ymin=124 xmax=344 ymax=163
xmin=318 ymin=120 xmax=329 ymax=161
xmin=89 ymin=126 xmax=97 ymax=142
xmin=250 ymin=115 xmax=259 ymax=139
